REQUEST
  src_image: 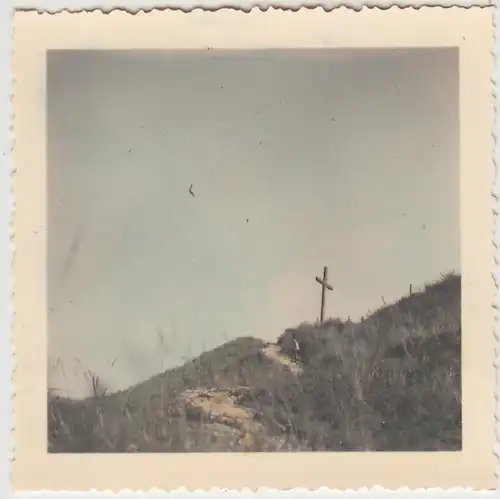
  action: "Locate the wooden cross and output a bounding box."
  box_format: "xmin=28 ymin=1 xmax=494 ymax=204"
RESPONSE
xmin=315 ymin=266 xmax=333 ymax=323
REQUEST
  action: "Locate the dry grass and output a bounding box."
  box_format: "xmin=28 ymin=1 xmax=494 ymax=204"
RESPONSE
xmin=48 ymin=273 xmax=461 ymax=453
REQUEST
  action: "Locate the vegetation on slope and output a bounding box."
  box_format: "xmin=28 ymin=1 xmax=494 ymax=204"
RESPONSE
xmin=48 ymin=273 xmax=461 ymax=453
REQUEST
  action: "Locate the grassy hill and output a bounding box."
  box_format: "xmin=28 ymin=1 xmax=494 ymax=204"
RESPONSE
xmin=48 ymin=273 xmax=461 ymax=453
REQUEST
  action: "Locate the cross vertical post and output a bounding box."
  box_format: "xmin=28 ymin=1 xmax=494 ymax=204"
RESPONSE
xmin=315 ymin=266 xmax=333 ymax=323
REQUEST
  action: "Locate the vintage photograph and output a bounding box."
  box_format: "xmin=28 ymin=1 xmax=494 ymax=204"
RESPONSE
xmin=46 ymin=46 xmax=462 ymax=453
xmin=12 ymin=8 xmax=494 ymax=491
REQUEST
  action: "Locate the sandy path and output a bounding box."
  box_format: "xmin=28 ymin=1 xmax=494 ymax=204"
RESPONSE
xmin=260 ymin=343 xmax=303 ymax=375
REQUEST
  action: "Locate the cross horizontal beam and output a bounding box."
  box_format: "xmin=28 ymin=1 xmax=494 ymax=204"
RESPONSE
xmin=315 ymin=276 xmax=333 ymax=291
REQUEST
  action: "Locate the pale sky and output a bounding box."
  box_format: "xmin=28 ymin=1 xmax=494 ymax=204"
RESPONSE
xmin=47 ymin=48 xmax=459 ymax=399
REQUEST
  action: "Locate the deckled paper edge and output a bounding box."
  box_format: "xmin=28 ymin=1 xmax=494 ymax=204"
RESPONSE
xmin=6 ymin=4 xmax=499 ymax=496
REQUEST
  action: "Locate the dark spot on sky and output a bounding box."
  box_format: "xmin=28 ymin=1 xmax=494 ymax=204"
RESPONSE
xmin=246 ymin=218 xmax=250 ymax=223
xmin=128 ymin=148 xmax=132 ymax=153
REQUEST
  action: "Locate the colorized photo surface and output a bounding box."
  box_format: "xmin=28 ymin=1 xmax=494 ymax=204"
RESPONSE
xmin=46 ymin=47 xmax=461 ymax=453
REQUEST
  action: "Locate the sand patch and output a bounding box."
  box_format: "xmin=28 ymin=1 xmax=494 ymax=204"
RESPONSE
xmin=180 ymin=388 xmax=257 ymax=429
xmin=179 ymin=388 xmax=264 ymax=450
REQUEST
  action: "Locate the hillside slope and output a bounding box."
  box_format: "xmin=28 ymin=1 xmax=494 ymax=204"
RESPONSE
xmin=48 ymin=273 xmax=461 ymax=452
